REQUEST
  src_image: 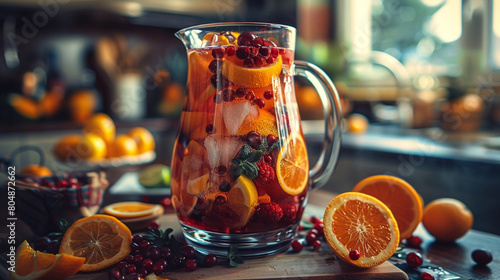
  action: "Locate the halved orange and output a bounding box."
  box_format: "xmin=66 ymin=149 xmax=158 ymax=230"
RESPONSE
xmin=352 ymin=175 xmax=423 ymax=240
xmin=104 ymin=202 xmax=163 ymax=219
xmin=323 ymin=192 xmax=400 ymax=268
xmin=222 ymin=55 xmax=282 ymax=87
xmin=59 ymin=214 xmax=132 ymax=272
xmin=10 ymin=240 xmax=85 ymax=280
xmin=276 ymin=134 xmax=309 ymax=195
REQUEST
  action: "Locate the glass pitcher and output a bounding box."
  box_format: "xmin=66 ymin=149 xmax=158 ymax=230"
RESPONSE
xmin=171 ymin=22 xmax=342 ymax=257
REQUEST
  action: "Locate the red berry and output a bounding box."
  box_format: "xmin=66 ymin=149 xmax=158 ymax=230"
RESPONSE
xmin=138 ymin=240 xmax=150 ymax=252
xmin=133 ymin=255 xmax=144 ymax=266
xmin=225 ymin=46 xmax=236 ymax=56
xmin=312 ymin=240 xmax=322 ymax=250
xmin=180 ymin=245 xmax=196 ymax=259
xmin=255 ymin=162 xmax=275 ymax=185
xmin=266 ymin=134 xmax=277 ymax=146
xmin=252 ymin=37 xmax=264 ymax=47
xmin=281 ymin=203 xmax=297 ymax=223
xmin=142 ymin=258 xmax=154 ymax=270
xmin=266 ymin=56 xmax=275 ymax=64
xmin=246 ymin=131 xmax=262 ymax=149
xmin=148 ymin=221 xmax=160 ymax=230
xmin=270 ymin=47 xmax=279 ymax=58
xmin=305 ymin=231 xmax=317 ymax=245
xmin=243 ymin=57 xmax=254 ymax=67
xmin=152 ymin=263 xmax=164 ymax=275
xmin=236 ymin=46 xmax=250 ymax=59
xmin=264 ymin=154 xmax=273 ymax=163
xmin=108 ymin=267 xmax=122 ymax=280
xmin=132 ymin=235 xmax=143 ymax=244
xmin=259 ymin=47 xmax=270 ymax=58
xmin=237 ymin=32 xmax=257 ymax=46
xmin=406 ymin=252 xmax=423 ymax=268
xmin=222 ymin=88 xmax=235 ymax=102
xmin=125 ymin=264 xmax=136 ymax=274
xmin=160 ymin=197 xmax=171 ymax=208
xmin=208 ymin=59 xmax=219 ymax=73
xmin=235 ymin=87 xmax=246 ymax=98
xmin=218 ymin=181 xmax=231 ymax=192
xmin=160 ymin=247 xmax=171 ymax=259
xmin=291 ymin=240 xmax=303 ymax=252
xmin=136 ymin=267 xmax=149 ymax=278
xmin=298 ymin=224 xmax=304 ymax=231
xmin=125 ymin=254 xmax=135 ymax=264
xmin=115 ymin=261 xmax=128 ymax=270
xmin=253 ymin=97 xmax=265 ymax=109
xmin=349 ymin=250 xmax=360 ymax=260
xmin=185 ymin=259 xmax=197 ymax=271
xmin=420 ymin=272 xmax=435 ymax=280
xmin=206 ymin=124 xmax=216 ymax=134
xmin=472 ymin=249 xmax=493 ymax=266
xmin=215 ymin=194 xmax=226 ymax=205
xmin=256 ymin=202 xmax=283 ymax=224
xmin=314 ymin=222 xmax=324 ymax=237
xmin=264 ymin=40 xmax=277 ymax=47
xmin=406 ymin=235 xmax=423 ymax=248
xmin=263 ymin=90 xmax=273 ymax=100
xmin=211 ymin=47 xmax=225 ymax=59
xmin=245 ymin=91 xmax=255 ymax=101
xmin=204 ymin=254 xmax=218 ymax=267
xmin=253 ymin=56 xmax=265 ymax=67
xmin=310 ymin=216 xmax=320 ymax=225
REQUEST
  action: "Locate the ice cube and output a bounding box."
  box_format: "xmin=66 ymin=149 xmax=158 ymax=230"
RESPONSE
xmin=204 ymin=135 xmax=244 ymax=170
xmin=222 ymin=100 xmax=258 ymax=135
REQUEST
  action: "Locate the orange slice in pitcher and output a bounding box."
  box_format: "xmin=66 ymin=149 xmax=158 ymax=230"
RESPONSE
xmin=225 ymin=175 xmax=259 ymax=229
xmin=222 ymin=55 xmax=282 ymax=87
xmin=237 ymin=109 xmax=278 ymax=137
xmin=352 ymin=175 xmax=423 ymax=240
xmin=276 ymin=134 xmax=309 ymax=195
xmin=323 ymin=192 xmax=400 ymax=268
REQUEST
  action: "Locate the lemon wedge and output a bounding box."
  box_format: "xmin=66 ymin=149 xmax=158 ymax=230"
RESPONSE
xmin=226 ymin=175 xmax=258 ymax=228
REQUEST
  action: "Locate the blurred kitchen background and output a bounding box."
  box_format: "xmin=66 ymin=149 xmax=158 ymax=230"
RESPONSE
xmin=1 ymin=0 xmax=500 ymax=234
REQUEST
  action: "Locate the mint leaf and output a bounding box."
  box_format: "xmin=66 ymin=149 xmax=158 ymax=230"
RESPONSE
xmin=229 ymin=165 xmax=243 ymax=178
xmin=244 ymin=150 xmax=262 ymax=163
xmin=239 ymin=145 xmax=252 ymax=158
xmin=242 ymin=161 xmax=258 ymax=179
xmin=269 ymin=142 xmax=279 ymax=152
xmin=227 ymin=244 xmax=244 ymax=267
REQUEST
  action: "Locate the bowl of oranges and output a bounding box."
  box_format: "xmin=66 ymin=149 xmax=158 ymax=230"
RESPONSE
xmin=53 ymin=113 xmax=156 ymax=167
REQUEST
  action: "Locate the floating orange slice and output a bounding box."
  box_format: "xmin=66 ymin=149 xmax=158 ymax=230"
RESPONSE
xmin=10 ymin=240 xmax=85 ymax=280
xmin=222 ymin=55 xmax=282 ymax=87
xmin=104 ymin=202 xmax=163 ymax=219
xmin=59 ymin=214 xmax=132 ymax=272
xmin=276 ymin=134 xmax=309 ymax=195
xmin=237 ymin=109 xmax=278 ymax=137
xmin=225 ymin=175 xmax=259 ymax=229
xmin=352 ymin=175 xmax=423 ymax=240
xmin=323 ymin=192 xmax=400 ymax=268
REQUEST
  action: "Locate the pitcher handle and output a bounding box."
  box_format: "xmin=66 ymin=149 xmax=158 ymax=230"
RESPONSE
xmin=294 ymin=60 xmax=342 ymax=190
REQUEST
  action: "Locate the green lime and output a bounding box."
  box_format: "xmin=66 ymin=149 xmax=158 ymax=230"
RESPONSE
xmin=138 ymin=164 xmax=171 ymax=188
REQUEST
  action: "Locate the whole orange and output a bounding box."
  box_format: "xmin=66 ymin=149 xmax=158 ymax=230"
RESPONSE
xmin=77 ymin=133 xmax=107 ymax=159
xmin=108 ymin=135 xmax=138 ymax=158
xmin=20 ymin=164 xmax=53 ymax=177
xmin=127 ymin=127 xmax=155 ymax=154
xmin=347 ymin=114 xmax=369 ymax=134
xmin=53 ymin=134 xmax=82 ymax=161
xmin=83 ymin=113 xmax=115 ymax=144
xmin=422 ymin=198 xmax=473 ymax=242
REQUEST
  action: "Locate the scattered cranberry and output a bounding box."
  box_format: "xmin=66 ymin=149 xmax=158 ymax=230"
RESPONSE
xmin=215 ymin=194 xmax=227 ymax=205
xmin=108 ymin=267 xmax=122 ymax=280
xmin=305 ymin=231 xmax=318 ymax=245
xmin=136 ymin=267 xmax=149 ymax=278
xmin=264 ymin=154 xmax=273 ymax=163
xmin=222 ymin=88 xmax=235 ymax=102
xmin=132 ymin=235 xmax=143 ymax=244
xmin=211 ymin=47 xmax=225 ymax=59
xmin=208 ymin=59 xmax=219 ymax=73
xmin=263 ymin=90 xmax=273 ymax=100
xmin=152 ymin=263 xmax=164 ymax=275
xmin=125 ymin=264 xmax=137 ymax=274
xmin=266 ymin=134 xmax=277 ymax=146
xmin=225 ymin=46 xmax=235 ymax=56
xmin=206 ymin=124 xmax=216 ymax=134
xmin=125 ymin=254 xmax=135 ymax=264
xmin=314 ymin=222 xmax=324 ymax=237
xmin=145 ymin=246 xmax=160 ymax=261
xmin=160 ymin=247 xmax=171 ymax=259
xmin=291 ymin=240 xmax=303 ymax=252
xmin=235 ymin=87 xmax=246 ymax=98
xmin=180 ymin=246 xmax=196 ymax=259
xmin=406 ymin=252 xmax=423 ymax=268
xmin=133 ymin=254 xmax=144 ymax=266
xmin=247 ymin=131 xmax=262 ymax=149
xmin=349 ymin=250 xmax=361 ymax=260
xmin=237 ymin=32 xmax=257 ymax=46
xmin=142 ymin=258 xmax=154 ymax=270
xmin=266 ymin=57 xmax=274 ymax=64
xmin=148 ymin=221 xmax=160 ymax=230
xmin=312 ymin=240 xmax=322 ymax=250
xmin=420 ymin=272 xmax=435 ymax=280
xmin=406 ymin=235 xmax=423 ymax=248
xmin=243 ymin=57 xmax=254 ymax=67
xmin=185 ymin=259 xmax=197 ymax=271
xmin=310 ymin=216 xmax=320 ymax=225
xmin=139 ymin=240 xmax=150 ymax=252
xmin=235 ymin=47 xmax=250 ymax=59
xmin=219 ymin=181 xmax=231 ymax=192
xmin=253 ymin=97 xmax=265 ymax=109
xmin=204 ymin=254 xmax=218 ymax=267
xmin=472 ymin=249 xmax=493 ymax=266
xmin=116 ymin=261 xmax=128 ymax=270
xmin=245 ymin=91 xmax=255 ymax=101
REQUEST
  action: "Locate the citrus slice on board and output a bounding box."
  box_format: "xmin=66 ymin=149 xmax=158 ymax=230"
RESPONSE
xmin=59 ymin=214 xmax=132 ymax=272
xmin=225 ymin=175 xmax=259 ymax=229
xmin=104 ymin=202 xmax=163 ymax=219
xmin=222 ymin=55 xmax=282 ymax=87
xmin=10 ymin=240 xmax=85 ymax=280
xmin=323 ymin=192 xmax=400 ymax=268
xmin=352 ymin=175 xmax=423 ymax=240
xmin=276 ymin=134 xmax=309 ymax=195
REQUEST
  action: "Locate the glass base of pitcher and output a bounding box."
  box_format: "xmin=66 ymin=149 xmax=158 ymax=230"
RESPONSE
xmin=180 ymin=222 xmax=298 ymax=258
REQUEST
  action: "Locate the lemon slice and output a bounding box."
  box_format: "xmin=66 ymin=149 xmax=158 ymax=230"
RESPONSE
xmin=187 ymin=172 xmax=210 ymax=196
xmin=104 ymin=202 xmax=163 ymax=219
xmin=222 ymin=55 xmax=282 ymax=87
xmin=138 ymin=164 xmax=170 ymax=188
xmin=226 ymin=175 xmax=258 ymax=228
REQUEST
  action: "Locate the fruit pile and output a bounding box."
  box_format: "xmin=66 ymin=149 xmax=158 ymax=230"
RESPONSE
xmin=53 ymin=113 xmax=155 ymax=163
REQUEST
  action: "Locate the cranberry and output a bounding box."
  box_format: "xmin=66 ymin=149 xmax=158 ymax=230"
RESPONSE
xmin=314 ymin=222 xmax=324 ymax=237
xmin=298 ymin=224 xmax=304 ymax=231
xmin=142 ymin=258 xmax=154 ymax=270
xmin=152 ymin=263 xmax=164 ymax=275
xmin=222 ymin=88 xmax=235 ymax=102
xmin=406 ymin=235 xmax=423 ymax=248
xmin=132 ymin=235 xmax=143 ymax=244
xmin=125 ymin=255 xmax=135 ymax=264
xmin=115 ymin=261 xmax=128 ymax=270
xmin=206 ymin=124 xmax=216 ymax=134
xmin=216 ymin=165 xmax=227 ymax=175
xmin=305 ymin=231 xmax=318 ymax=245
xmin=264 ymin=154 xmax=273 ymax=163
xmin=219 ymin=181 xmax=231 ymax=192
xmin=136 ymin=267 xmax=149 ymax=278
xmin=236 ymin=47 xmax=250 ymax=59
xmin=245 ymin=91 xmax=255 ymax=101
xmin=208 ymin=59 xmax=220 ymax=73
xmin=253 ymin=56 xmax=265 ymax=67
xmin=406 ymin=252 xmax=423 ymax=268
xmin=211 ymin=47 xmax=225 ymax=59
xmin=270 ymin=48 xmax=279 ymax=58
xmin=312 ymin=240 xmax=322 ymax=250
xmin=125 ymin=264 xmax=136 ymax=274
xmin=266 ymin=57 xmax=275 ymax=65
xmin=225 ymin=46 xmax=236 ymax=56
xmin=349 ymin=250 xmax=361 ymax=260
xmin=215 ymin=194 xmax=227 ymax=205
xmin=180 ymin=245 xmax=196 ymax=259
xmin=185 ymin=259 xmax=197 ymax=271
xmin=160 ymin=247 xmax=171 ymax=259
xmin=145 ymin=246 xmax=160 ymax=261
xmin=237 ymin=32 xmax=257 ymax=46
xmin=263 ymin=90 xmax=273 ymax=100
xmin=138 ymin=240 xmax=150 ymax=252
xmin=213 ymin=93 xmax=223 ymax=104
xmin=133 ymin=255 xmax=144 ymax=266
xmin=264 ymin=40 xmax=277 ymax=47
xmin=160 ymin=197 xmax=171 ymax=208
xmin=278 ymin=48 xmax=285 ymax=55
xmin=252 ymin=37 xmax=264 ymax=47
xmin=148 ymin=221 xmax=160 ymax=230
xmin=45 ymin=240 xmax=59 ymax=254
xmin=310 ymin=216 xmax=321 ymax=224
xmin=249 ymin=47 xmax=259 ymax=57
xmin=108 ymin=267 xmax=122 ymax=280
xmin=170 ymin=254 xmax=186 ymax=268
xmin=266 ymin=134 xmax=277 ymax=146
xmin=420 ymin=272 xmax=435 ymax=280
xmin=204 ymin=254 xmax=218 ymax=267
xmin=291 ymin=240 xmax=303 ymax=252
xmin=472 ymin=249 xmax=493 ymax=266
xmin=34 ymin=236 xmax=51 ymax=251
xmin=253 ymin=97 xmax=265 ymax=109
xmin=247 ymin=131 xmax=262 ymax=149
xmin=210 ymin=75 xmax=218 ymax=88
xmin=259 ymin=47 xmax=270 ymax=58
xmin=235 ymin=87 xmax=246 ymax=98
xmin=243 ymin=57 xmax=254 ymax=67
